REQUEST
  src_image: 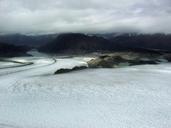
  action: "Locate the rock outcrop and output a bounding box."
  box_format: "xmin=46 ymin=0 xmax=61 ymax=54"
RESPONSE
xmin=163 ymin=54 xmax=171 ymax=62
xmin=87 ymin=52 xmax=163 ymax=68
xmin=54 ymin=52 xmax=171 ymax=74
xmin=55 ymin=66 xmax=88 ymax=74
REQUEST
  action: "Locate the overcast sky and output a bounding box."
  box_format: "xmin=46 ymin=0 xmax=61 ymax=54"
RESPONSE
xmin=0 ymin=0 xmax=171 ymax=34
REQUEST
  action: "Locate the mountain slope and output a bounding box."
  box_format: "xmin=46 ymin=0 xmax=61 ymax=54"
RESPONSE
xmin=39 ymin=33 xmax=112 ymax=53
xmin=0 ymin=42 xmax=30 ymax=57
xmin=39 ymin=33 xmax=171 ymax=54
xmin=0 ymin=34 xmax=57 ymax=47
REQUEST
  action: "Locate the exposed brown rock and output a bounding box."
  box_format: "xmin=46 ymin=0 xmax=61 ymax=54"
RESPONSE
xmin=88 ymin=52 xmax=161 ymax=68
xmin=163 ymin=54 xmax=171 ymax=62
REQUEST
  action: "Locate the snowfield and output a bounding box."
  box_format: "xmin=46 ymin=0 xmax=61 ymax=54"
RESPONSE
xmin=0 ymin=53 xmax=171 ymax=128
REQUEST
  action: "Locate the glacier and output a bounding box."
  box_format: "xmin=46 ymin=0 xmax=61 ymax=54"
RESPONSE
xmin=0 ymin=53 xmax=171 ymax=128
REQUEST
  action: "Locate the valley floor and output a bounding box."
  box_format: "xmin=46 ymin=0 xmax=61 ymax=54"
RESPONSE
xmin=0 ymin=52 xmax=171 ymax=128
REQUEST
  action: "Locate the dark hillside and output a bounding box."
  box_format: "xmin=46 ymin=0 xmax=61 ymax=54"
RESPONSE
xmin=0 ymin=42 xmax=30 ymax=57
xmin=39 ymin=33 xmax=171 ymax=54
xmin=39 ymin=33 xmax=112 ymax=53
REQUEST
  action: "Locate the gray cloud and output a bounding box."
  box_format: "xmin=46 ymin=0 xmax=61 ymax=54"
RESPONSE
xmin=0 ymin=0 xmax=171 ymax=34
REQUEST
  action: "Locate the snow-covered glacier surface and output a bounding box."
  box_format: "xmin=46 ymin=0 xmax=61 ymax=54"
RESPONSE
xmin=0 ymin=55 xmax=171 ymax=128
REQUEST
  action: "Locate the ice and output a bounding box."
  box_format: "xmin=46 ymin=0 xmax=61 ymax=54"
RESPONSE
xmin=0 ymin=61 xmax=21 ymax=68
xmin=0 ymin=54 xmax=171 ymax=128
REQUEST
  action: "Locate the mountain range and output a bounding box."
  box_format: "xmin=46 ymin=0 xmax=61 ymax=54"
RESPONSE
xmin=39 ymin=33 xmax=171 ymax=53
xmin=1 ymin=33 xmax=171 ymax=55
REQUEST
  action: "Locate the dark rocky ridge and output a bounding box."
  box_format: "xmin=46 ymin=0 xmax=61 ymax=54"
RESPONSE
xmin=55 ymin=66 xmax=88 ymax=74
